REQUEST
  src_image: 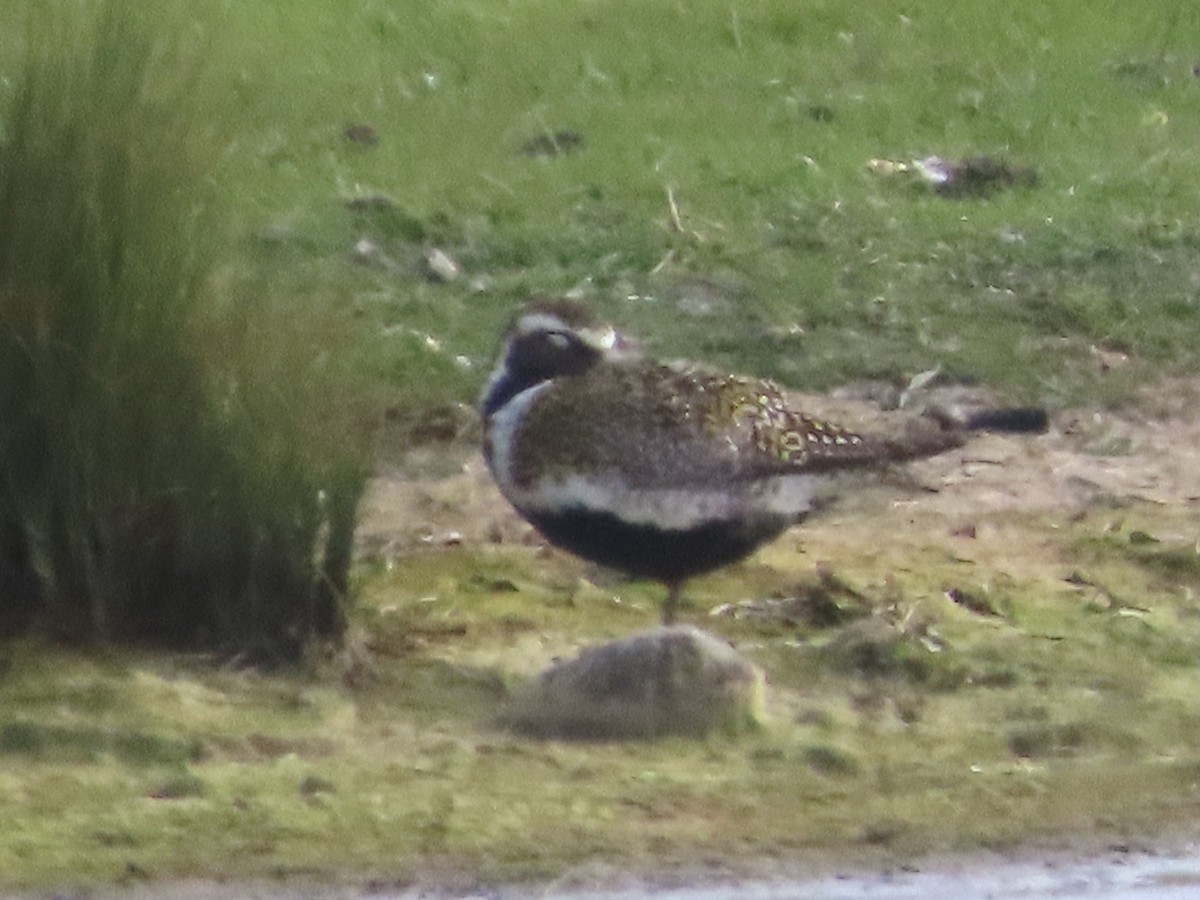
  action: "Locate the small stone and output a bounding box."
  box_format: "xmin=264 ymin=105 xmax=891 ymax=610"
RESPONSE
xmin=352 ymin=237 xmax=382 ymax=262
xmin=499 ymin=625 xmax=766 ymax=740
xmin=424 ymin=248 xmax=461 ymax=282
xmin=351 ymin=238 xmax=401 ymax=273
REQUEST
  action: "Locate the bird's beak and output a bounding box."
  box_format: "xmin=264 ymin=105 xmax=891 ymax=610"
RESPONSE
xmin=580 ymin=324 xmax=619 ymax=351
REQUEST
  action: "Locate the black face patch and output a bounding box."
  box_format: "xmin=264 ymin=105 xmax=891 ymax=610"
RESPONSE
xmin=510 ymin=329 xmax=598 ymax=382
xmin=481 ymin=327 xmax=603 ymax=418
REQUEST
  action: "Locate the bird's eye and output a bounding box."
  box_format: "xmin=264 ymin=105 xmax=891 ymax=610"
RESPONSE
xmin=545 ymin=331 xmax=572 ymax=351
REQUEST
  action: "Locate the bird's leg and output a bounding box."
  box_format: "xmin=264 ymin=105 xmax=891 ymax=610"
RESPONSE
xmin=662 ymin=581 xmax=681 ymax=626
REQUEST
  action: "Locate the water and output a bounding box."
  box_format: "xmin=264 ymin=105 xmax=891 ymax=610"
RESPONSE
xmin=11 ymin=842 xmax=1198 ymax=899
xmin=483 ymin=845 xmax=1200 ymax=900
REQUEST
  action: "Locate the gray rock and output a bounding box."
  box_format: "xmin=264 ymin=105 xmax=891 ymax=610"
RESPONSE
xmin=499 ymin=626 xmax=766 ymax=740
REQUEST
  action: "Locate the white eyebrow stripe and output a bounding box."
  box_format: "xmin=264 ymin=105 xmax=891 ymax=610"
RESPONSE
xmin=516 ymin=313 xmax=570 ymax=336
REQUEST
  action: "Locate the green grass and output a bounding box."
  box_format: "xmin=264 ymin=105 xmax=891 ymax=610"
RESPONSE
xmin=172 ymin=0 xmax=1199 ymax=408
xmin=6 ymin=0 xmax=1186 ymax=411
xmin=0 ymin=1 xmax=369 ymax=651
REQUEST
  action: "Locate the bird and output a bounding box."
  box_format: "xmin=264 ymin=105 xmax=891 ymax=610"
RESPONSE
xmin=480 ymin=299 xmax=1045 ymax=625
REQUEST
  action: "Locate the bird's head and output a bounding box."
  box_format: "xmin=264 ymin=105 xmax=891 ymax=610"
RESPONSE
xmin=480 ymin=299 xmax=628 ymax=419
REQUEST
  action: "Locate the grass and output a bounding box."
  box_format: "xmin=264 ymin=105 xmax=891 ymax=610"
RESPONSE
xmin=4 ymin=0 xmax=1181 ymax=412
xmin=0 ymin=1 xmax=369 ymax=652
xmin=0 ymin=500 xmax=1196 ymax=889
xmin=0 ymin=0 xmax=1197 ymax=890
xmin=185 ymin=0 xmax=1199 ymax=408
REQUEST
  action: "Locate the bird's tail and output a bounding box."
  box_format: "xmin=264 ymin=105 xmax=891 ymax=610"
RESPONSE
xmin=870 ymin=404 xmax=1048 ymax=466
xmin=926 ymin=405 xmax=1049 ymax=434
xmin=963 ymin=406 xmax=1049 ymax=433
xmin=797 ymin=404 xmax=1049 ymax=472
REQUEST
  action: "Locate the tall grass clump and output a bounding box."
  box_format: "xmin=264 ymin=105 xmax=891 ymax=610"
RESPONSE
xmin=0 ymin=2 xmax=368 ymax=659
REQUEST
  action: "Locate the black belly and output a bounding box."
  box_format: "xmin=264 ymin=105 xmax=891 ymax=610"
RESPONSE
xmin=526 ymin=506 xmax=795 ymax=584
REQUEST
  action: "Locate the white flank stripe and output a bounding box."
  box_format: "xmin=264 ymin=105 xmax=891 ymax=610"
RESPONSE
xmin=506 ymin=471 xmax=817 ymax=531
